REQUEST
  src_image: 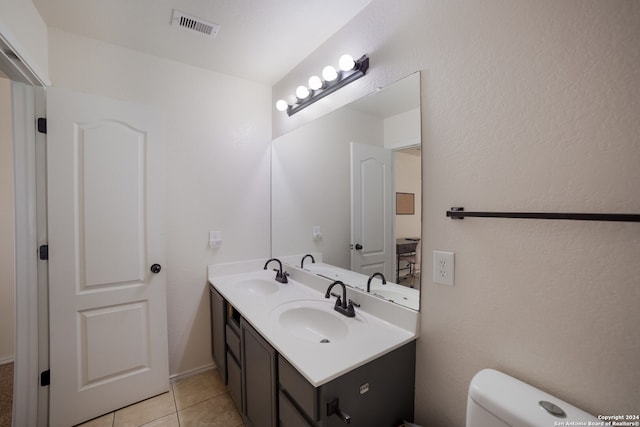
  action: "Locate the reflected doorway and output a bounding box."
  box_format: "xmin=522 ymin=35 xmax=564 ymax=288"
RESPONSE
xmin=394 ymin=146 xmax=421 ymax=288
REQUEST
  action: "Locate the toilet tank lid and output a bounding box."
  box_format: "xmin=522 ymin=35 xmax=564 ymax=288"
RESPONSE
xmin=469 ymin=369 xmax=598 ymax=427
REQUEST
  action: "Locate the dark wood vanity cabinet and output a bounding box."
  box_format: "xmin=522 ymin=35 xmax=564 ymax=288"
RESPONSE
xmin=278 ymin=342 xmax=416 ymax=427
xmin=209 ymin=286 xmax=227 ymax=382
xmin=210 ymin=286 xmax=278 ymax=426
xmin=241 ymin=318 xmax=278 ymax=427
xmin=225 ymin=321 xmax=242 ymax=411
xmin=209 ymin=286 xmax=243 ymax=411
xmin=210 ymin=284 xmax=416 ymax=427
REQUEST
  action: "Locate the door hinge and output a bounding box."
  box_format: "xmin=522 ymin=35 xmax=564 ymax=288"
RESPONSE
xmin=39 ymin=244 xmax=48 ymax=260
xmin=40 ymin=369 xmax=50 ymax=386
xmin=37 ymin=117 xmax=47 ymax=134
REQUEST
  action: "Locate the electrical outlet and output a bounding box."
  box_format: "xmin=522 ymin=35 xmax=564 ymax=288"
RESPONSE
xmin=433 ymin=251 xmax=454 ymax=286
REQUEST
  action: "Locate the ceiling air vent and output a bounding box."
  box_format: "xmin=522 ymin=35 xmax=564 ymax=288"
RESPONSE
xmin=171 ymin=10 xmax=220 ymax=38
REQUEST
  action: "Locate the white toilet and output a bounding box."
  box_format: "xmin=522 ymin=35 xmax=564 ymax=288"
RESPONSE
xmin=467 ymin=369 xmax=599 ymax=426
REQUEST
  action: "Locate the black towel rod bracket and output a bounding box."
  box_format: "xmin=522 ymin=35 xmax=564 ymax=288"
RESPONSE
xmin=446 ymin=207 xmax=640 ymax=222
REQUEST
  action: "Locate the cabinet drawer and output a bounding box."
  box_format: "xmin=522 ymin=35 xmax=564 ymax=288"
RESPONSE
xmin=279 ymin=390 xmax=314 ymax=427
xmin=226 ymin=324 xmax=241 ymax=360
xmin=227 ymin=351 xmax=242 ymax=412
xmin=278 ymin=355 xmax=318 ymax=421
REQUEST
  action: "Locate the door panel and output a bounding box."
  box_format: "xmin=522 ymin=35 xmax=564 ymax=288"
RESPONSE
xmin=79 ymin=301 xmax=150 ymax=387
xmin=47 ymin=87 xmax=168 ymax=427
xmin=80 ymin=121 xmax=146 ymax=288
xmin=361 ymin=158 xmax=385 ymax=253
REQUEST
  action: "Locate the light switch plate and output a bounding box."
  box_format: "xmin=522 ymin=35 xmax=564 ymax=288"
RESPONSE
xmin=433 ymin=250 xmax=454 ymax=286
xmin=208 ymin=230 xmax=222 ymax=248
xmin=312 ymin=225 xmax=322 ymax=240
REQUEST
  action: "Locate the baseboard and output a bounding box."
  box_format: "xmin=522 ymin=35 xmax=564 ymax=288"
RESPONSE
xmin=169 ymin=362 xmax=215 ymax=382
xmin=0 ymin=355 xmax=14 ymax=366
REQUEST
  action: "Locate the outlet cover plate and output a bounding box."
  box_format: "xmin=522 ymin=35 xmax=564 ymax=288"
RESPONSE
xmin=433 ymin=250 xmax=454 ymax=286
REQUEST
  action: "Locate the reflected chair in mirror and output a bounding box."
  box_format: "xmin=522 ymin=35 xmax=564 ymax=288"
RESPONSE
xmin=397 ymin=243 xmax=421 ymax=288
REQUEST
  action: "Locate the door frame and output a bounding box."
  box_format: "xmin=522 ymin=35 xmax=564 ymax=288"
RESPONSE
xmin=1 ymin=31 xmax=49 ymax=427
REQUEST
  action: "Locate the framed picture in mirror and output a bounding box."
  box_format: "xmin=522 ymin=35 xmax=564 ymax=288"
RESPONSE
xmin=396 ymin=192 xmax=415 ymax=215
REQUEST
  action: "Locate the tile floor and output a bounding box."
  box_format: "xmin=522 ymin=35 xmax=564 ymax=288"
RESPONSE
xmin=77 ymin=369 xmax=244 ymax=427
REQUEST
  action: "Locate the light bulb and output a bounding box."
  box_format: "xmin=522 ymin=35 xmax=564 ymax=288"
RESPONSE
xmin=296 ymin=85 xmax=310 ymax=99
xmin=338 ymin=54 xmax=355 ymax=71
xmin=287 ymin=94 xmax=298 ymax=105
xmin=308 ymin=75 xmax=323 ymax=90
xmin=322 ymin=65 xmax=338 ymax=82
xmin=275 ymin=99 xmax=288 ymax=112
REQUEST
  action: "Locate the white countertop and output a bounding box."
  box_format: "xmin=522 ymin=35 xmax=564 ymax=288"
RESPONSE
xmin=208 ymin=260 xmax=418 ymax=387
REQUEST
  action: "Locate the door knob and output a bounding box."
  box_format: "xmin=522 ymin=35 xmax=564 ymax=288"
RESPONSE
xmin=354 ymin=244 xmax=363 ymax=250
xmin=150 ymin=264 xmax=162 ymax=274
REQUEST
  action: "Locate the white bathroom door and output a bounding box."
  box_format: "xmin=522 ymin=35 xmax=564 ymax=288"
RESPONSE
xmin=350 ymin=142 xmax=394 ymax=279
xmin=47 ymin=87 xmax=169 ymax=427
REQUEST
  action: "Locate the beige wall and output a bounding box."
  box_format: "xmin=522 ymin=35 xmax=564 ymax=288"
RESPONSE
xmin=273 ymin=1 xmax=640 ymax=425
xmin=0 ymin=77 xmax=15 ymax=364
xmin=46 ymin=28 xmax=272 ymax=376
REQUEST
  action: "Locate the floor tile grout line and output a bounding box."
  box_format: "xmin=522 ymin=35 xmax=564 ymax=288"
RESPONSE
xmin=119 ymin=383 xmax=177 ymax=427
xmin=81 ymin=372 xmax=230 ymax=427
xmin=173 ymin=392 xmax=240 ymax=424
xmin=135 ymin=409 xmax=179 ymax=427
xmin=173 ymin=389 xmax=228 ymax=413
xmin=171 ymin=381 xmax=181 ymax=427
xmin=123 ymin=387 xmax=177 ymax=427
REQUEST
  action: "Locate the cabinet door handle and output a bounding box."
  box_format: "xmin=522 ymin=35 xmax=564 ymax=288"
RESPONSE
xmin=327 ymin=398 xmax=351 ymax=424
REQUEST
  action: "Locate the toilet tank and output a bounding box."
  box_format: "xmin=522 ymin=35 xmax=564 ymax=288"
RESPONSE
xmin=466 ymin=369 xmax=599 ymax=427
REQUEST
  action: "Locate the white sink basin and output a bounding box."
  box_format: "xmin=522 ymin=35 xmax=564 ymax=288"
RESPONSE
xmin=213 ymin=270 xmax=284 ymax=297
xmin=271 ymin=300 xmax=361 ymax=344
xmin=235 ymin=278 xmax=280 ymax=296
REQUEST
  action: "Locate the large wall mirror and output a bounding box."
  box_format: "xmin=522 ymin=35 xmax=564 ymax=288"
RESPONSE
xmin=272 ymin=72 xmax=422 ymax=311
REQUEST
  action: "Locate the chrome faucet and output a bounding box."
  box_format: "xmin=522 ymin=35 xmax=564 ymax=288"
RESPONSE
xmin=300 ymin=253 xmax=315 ymax=269
xmin=325 ymin=280 xmax=358 ymax=317
xmin=263 ymin=258 xmax=288 ymax=283
xmin=367 ymin=272 xmax=387 ymax=293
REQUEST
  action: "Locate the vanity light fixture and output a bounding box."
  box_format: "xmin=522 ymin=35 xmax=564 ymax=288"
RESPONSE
xmin=295 ymin=85 xmax=310 ymax=100
xmin=308 ymin=75 xmax=323 ymax=91
xmin=275 ymin=99 xmax=288 ymax=112
xmin=322 ymin=65 xmax=338 ymax=82
xmin=275 ymin=54 xmax=369 ymax=116
xmin=338 ymin=54 xmax=356 ymax=71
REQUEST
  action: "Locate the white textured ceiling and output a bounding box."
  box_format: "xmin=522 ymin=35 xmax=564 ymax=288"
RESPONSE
xmin=32 ymin=0 xmax=373 ymax=85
